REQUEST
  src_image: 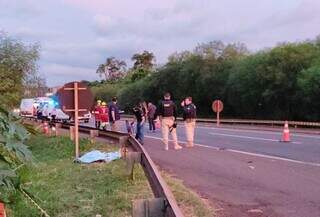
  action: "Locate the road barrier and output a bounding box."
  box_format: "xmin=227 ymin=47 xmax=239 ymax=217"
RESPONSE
xmin=26 ymin=118 xmax=184 ymax=217
xmin=121 ymin=115 xmax=320 ymax=128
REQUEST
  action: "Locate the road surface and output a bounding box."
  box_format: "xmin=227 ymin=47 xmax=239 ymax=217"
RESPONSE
xmin=83 ymin=119 xmax=320 ymax=217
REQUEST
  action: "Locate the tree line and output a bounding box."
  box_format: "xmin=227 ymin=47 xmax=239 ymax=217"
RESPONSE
xmin=0 ymin=33 xmax=47 ymax=108
xmin=91 ymin=37 xmax=320 ymax=121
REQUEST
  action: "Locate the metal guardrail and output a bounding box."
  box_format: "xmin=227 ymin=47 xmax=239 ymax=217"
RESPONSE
xmin=193 ymin=118 xmax=320 ymax=128
xmin=121 ymin=114 xmax=320 ymax=128
xmin=27 ymin=118 xmax=184 ymax=217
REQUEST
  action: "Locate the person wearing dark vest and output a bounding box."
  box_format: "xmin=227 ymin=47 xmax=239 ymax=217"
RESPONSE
xmin=108 ymin=97 xmax=120 ymax=132
xmin=158 ymin=92 xmax=182 ymax=151
xmin=181 ymin=96 xmax=197 ymax=147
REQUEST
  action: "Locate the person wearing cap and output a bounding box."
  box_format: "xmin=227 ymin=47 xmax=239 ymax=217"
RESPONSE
xmin=157 ymin=92 xmax=182 ymax=151
xmin=100 ymin=102 xmax=109 ymax=130
xmin=108 ymin=97 xmax=121 ymax=131
xmin=93 ymin=100 xmax=102 ymax=129
xmin=181 ymin=96 xmax=197 ymax=148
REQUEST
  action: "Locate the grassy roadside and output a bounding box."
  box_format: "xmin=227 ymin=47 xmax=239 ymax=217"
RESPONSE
xmin=6 ymin=135 xmax=215 ymax=217
xmin=163 ymin=173 xmax=216 ymax=217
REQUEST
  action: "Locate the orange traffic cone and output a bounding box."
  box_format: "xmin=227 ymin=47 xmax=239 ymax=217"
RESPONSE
xmin=281 ymin=121 xmax=291 ymax=142
xmin=43 ymin=121 xmax=49 ymax=134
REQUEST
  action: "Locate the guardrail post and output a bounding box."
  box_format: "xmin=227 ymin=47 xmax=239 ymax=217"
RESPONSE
xmin=126 ymin=152 xmax=141 ymax=180
xmin=132 ymin=198 xmax=166 ymax=217
xmin=119 ymin=136 xmax=129 ymax=158
xmin=70 ymin=126 xmax=75 ymax=141
xmin=89 ymin=129 xmax=99 ymax=144
xmin=54 ymin=123 xmax=62 ymax=136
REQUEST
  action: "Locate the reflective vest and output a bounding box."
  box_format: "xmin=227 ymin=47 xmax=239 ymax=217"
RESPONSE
xmin=100 ymin=106 xmax=109 ymax=122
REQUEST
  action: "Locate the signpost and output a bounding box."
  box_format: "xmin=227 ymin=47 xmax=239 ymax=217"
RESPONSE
xmin=57 ymin=82 xmax=94 ymax=159
xmin=212 ymin=100 xmax=223 ymax=127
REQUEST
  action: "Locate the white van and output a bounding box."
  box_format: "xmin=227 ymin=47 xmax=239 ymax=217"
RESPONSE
xmin=20 ymin=98 xmax=36 ymax=117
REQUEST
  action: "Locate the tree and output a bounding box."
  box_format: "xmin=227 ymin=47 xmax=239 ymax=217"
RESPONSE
xmin=96 ymin=57 xmax=127 ymax=81
xmin=0 ymin=33 xmax=40 ymax=108
xmin=297 ymin=64 xmax=320 ymax=120
xmin=23 ymin=74 xmax=47 ymax=98
xmin=0 ymin=107 xmax=33 ymax=203
xmin=168 ymin=51 xmax=193 ymax=63
xmin=131 ymin=50 xmax=155 ymax=70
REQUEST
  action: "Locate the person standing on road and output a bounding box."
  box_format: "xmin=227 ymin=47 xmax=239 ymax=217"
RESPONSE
xmin=158 ymin=92 xmax=182 ymax=151
xmin=181 ymin=97 xmax=197 ymax=148
xmin=147 ymin=102 xmax=157 ymax=132
xmin=108 ymin=97 xmax=120 ymax=131
xmin=132 ymin=103 xmax=145 ymax=144
xmin=93 ymin=100 xmax=102 ymax=129
xmin=100 ymin=102 xmax=109 ymax=130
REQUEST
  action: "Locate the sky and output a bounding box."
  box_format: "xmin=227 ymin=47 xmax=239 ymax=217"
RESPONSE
xmin=0 ymin=0 xmax=320 ymax=86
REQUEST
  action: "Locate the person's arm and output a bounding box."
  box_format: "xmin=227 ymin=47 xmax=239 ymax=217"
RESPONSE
xmin=132 ymin=112 xmax=136 ymax=123
xmin=173 ymin=103 xmax=177 ymax=121
xmin=111 ymin=110 xmax=115 ymax=122
xmin=156 ymin=101 xmax=163 ymax=120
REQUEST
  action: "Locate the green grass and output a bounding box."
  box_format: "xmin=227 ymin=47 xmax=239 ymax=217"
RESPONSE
xmin=7 ymin=135 xmax=152 ymax=217
xmin=6 ymin=135 xmax=215 ymax=217
xmin=163 ymin=173 xmax=216 ymax=217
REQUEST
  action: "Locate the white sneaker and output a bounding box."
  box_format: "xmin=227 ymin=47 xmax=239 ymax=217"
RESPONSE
xmin=164 ymin=146 xmax=169 ymax=151
xmin=174 ymin=145 xmax=182 ymax=150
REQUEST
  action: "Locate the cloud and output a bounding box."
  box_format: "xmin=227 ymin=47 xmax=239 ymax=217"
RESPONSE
xmin=2 ymin=0 xmax=320 ymax=86
xmin=0 ymin=0 xmax=42 ymax=19
xmin=41 ymin=63 xmax=100 ymax=86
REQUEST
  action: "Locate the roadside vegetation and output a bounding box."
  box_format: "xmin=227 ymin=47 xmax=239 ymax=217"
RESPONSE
xmin=0 ymin=33 xmax=46 ymax=109
xmin=6 ymin=135 xmax=215 ymax=217
xmin=91 ymin=36 xmax=320 ymax=121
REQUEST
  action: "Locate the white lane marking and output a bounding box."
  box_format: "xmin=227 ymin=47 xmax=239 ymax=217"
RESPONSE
xmin=209 ymin=132 xmax=302 ymax=144
xmin=226 ymin=149 xmax=320 ymax=167
xmin=145 ymin=135 xmax=320 ymax=167
xmin=197 ymin=126 xmax=320 ymax=139
xmin=117 ymin=119 xmax=320 ymax=139
xmin=145 ymin=135 xmax=220 ymax=150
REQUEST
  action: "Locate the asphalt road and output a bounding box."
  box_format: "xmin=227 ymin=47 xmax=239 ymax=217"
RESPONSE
xmin=83 ymin=119 xmax=320 ymax=217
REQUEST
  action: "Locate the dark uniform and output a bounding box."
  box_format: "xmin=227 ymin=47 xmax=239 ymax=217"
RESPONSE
xmin=158 ymin=99 xmax=181 ymax=150
xmin=133 ymin=106 xmax=145 ymax=144
xmin=182 ymin=103 xmax=197 ymax=147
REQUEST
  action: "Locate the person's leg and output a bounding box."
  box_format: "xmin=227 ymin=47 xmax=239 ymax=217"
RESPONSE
xmin=191 ymin=121 xmax=196 ymax=145
xmin=135 ymin=122 xmax=140 ymax=140
xmin=111 ymin=121 xmax=119 ymax=132
xmin=111 ymin=122 xmax=115 ymax=131
xmin=161 ymin=118 xmax=169 ymax=150
xmin=140 ymin=122 xmax=144 ymax=144
xmin=95 ymin=119 xmax=98 ymax=128
xmin=185 ymin=121 xmax=194 ymax=147
xmin=152 ymin=119 xmax=156 ymax=131
xmin=168 ymin=118 xmax=181 ymax=150
xmin=148 ymin=118 xmax=152 ymax=131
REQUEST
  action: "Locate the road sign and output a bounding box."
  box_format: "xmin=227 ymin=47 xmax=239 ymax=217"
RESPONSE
xmin=212 ymin=100 xmax=223 ymax=113
xmin=212 ymin=100 xmax=223 ymax=127
xmin=56 ymin=81 xmax=94 ymax=159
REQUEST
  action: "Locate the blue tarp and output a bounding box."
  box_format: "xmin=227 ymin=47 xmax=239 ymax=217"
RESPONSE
xmin=78 ymin=150 xmax=121 ymax=164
